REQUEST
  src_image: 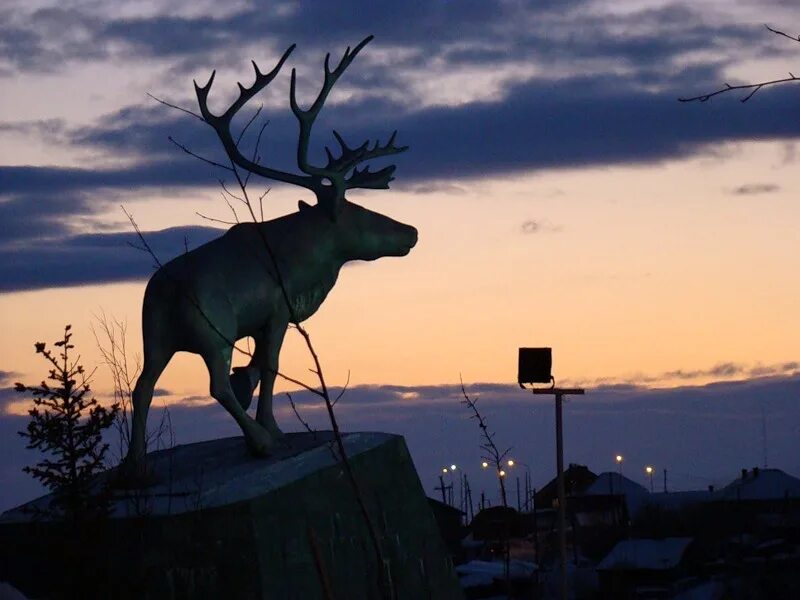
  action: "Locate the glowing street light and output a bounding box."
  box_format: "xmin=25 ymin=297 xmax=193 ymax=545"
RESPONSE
xmin=499 ymin=470 xmax=506 ymax=477
xmin=507 ymin=459 xmax=515 ymax=467
xmin=615 ymin=454 xmax=624 ymax=474
xmin=481 ymin=461 xmax=489 ymax=469
xmin=450 ymin=464 xmax=457 ymax=471
xmin=442 ymin=467 xmax=449 ymax=474
xmin=645 ymin=465 xmax=655 ymax=492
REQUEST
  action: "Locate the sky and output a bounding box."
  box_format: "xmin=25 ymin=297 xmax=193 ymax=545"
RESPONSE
xmin=1 ymin=0 xmax=799 ymax=512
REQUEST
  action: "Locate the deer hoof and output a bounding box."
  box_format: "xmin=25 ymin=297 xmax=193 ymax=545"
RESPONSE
xmin=245 ymin=426 xmax=275 ymax=457
xmin=257 ymin=416 xmax=286 ymax=440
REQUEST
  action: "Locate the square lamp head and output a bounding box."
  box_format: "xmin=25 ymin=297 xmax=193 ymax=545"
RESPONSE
xmin=518 ymin=347 xmax=552 ymax=385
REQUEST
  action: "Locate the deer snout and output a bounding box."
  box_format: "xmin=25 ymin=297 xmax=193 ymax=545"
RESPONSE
xmin=398 ymin=226 xmax=418 ymax=255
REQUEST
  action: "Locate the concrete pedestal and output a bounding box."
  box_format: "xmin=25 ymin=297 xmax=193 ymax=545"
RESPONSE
xmin=0 ymin=432 xmax=462 ymax=599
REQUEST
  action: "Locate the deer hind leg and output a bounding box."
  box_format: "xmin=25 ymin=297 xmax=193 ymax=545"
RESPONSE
xmin=230 ymin=363 xmax=259 ymax=410
xmin=125 ymin=347 xmax=172 ymax=473
xmin=205 ymin=350 xmax=276 ymax=457
xmin=254 ymin=321 xmax=288 ymax=438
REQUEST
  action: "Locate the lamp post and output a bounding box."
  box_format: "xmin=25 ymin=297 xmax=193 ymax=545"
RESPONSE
xmin=645 ymin=465 xmax=654 ymax=493
xmin=519 ymin=347 xmax=584 ymax=600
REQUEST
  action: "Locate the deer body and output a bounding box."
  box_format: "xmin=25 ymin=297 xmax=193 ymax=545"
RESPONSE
xmin=129 ymin=201 xmax=416 ymax=464
xmin=125 ymin=36 xmax=415 ymax=472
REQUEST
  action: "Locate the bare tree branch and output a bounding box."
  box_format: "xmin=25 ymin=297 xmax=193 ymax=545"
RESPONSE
xmin=196 ymin=212 xmax=237 ymax=226
xmin=766 ymin=24 xmax=800 ymax=43
xmin=332 ymin=370 xmax=351 ymax=406
xmin=168 ymin=136 xmax=233 ymax=171
xmin=679 ymin=24 xmax=800 ymax=102
xmin=147 ymin=93 xmax=205 ymax=123
xmin=286 ymin=392 xmax=316 ymax=437
xmin=460 ymin=375 xmax=508 ymax=507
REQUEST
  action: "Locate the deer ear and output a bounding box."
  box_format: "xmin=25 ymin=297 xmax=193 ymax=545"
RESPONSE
xmin=298 ymin=200 xmax=312 ymax=213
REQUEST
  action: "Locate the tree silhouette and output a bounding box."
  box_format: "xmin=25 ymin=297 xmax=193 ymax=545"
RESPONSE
xmin=15 ymin=325 xmax=119 ymax=521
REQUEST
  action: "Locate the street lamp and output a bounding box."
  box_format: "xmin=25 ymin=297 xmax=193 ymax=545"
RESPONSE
xmin=499 ymin=469 xmax=506 ymax=477
xmin=481 ymin=461 xmax=489 ymax=469
xmin=507 ymin=459 xmax=515 ymax=467
xmin=519 ymin=347 xmax=584 ymax=600
xmin=615 ymin=454 xmax=624 ymax=474
xmin=645 ymin=465 xmax=654 ymax=492
xmin=450 ymin=464 xmax=457 ymax=472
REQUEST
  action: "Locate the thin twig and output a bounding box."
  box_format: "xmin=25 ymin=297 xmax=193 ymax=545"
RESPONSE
xmin=258 ymin=188 xmax=270 ymax=222
xmin=678 ymin=75 xmax=799 ymax=102
xmin=147 ymin=93 xmax=206 ymax=122
xmin=460 ymin=375 xmax=509 ymax=507
xmin=122 ymin=206 xmax=251 ymax=359
xmin=168 ymin=136 xmax=233 ymax=171
xmin=245 ymin=120 xmax=271 ymax=187
xmin=766 ymin=24 xmax=800 ymax=43
xmin=332 ymin=370 xmax=351 ymax=406
xmin=221 ymin=192 xmax=240 ymax=223
xmin=287 ymin=392 xmax=316 ymax=437
xmin=196 ymin=212 xmax=237 ymax=226
xmin=219 ymin=179 xmax=246 ymax=203
xmin=679 ymin=24 xmax=800 ymax=103
xmin=236 ymin=106 xmax=263 ymax=147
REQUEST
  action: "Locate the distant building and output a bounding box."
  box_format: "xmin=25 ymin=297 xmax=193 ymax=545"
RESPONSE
xmin=583 ymin=472 xmax=650 ymax=518
xmin=534 ymin=463 xmax=597 ymax=509
xmin=717 ymin=467 xmax=800 ymax=501
xmin=428 ymin=497 xmax=466 ymax=558
xmin=596 ymin=537 xmax=696 ymax=599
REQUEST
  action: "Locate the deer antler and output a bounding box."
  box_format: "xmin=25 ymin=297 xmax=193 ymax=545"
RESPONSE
xmin=194 ymin=36 xmax=407 ymax=217
xmin=194 ymin=44 xmax=312 ymax=190
xmin=325 ymin=130 xmax=408 ymax=189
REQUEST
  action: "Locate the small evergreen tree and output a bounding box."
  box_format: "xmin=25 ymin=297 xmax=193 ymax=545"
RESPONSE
xmin=15 ymin=324 xmax=119 ymax=521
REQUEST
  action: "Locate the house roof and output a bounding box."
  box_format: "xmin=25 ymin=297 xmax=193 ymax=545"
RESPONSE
xmin=535 ymin=463 xmax=598 ymax=505
xmin=597 ymin=537 xmax=693 ymax=571
xmin=584 ymin=472 xmax=649 ymax=497
xmin=717 ymin=468 xmax=800 ymax=501
xmin=427 ymin=497 xmax=466 ymax=515
xmin=584 ymin=472 xmax=649 ymax=516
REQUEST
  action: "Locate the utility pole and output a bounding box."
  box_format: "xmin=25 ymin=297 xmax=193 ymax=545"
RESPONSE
xmin=436 ymin=475 xmax=447 ymax=504
xmin=529 ymin=387 xmax=584 ymax=600
xmin=518 ymin=347 xmax=584 ymax=600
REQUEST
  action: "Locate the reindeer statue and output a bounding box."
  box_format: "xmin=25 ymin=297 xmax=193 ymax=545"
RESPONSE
xmin=124 ymin=36 xmax=417 ymax=472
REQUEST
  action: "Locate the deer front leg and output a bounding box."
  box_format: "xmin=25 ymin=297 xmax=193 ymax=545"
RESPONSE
xmin=255 ymin=321 xmax=288 ymax=438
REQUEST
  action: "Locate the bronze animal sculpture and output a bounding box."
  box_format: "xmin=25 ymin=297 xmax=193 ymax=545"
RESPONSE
xmin=125 ymin=37 xmax=416 ymax=471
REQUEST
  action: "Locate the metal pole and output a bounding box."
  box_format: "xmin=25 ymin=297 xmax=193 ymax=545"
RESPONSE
xmin=555 ymin=392 xmax=567 ymax=600
xmin=438 ymin=475 xmax=447 ymax=504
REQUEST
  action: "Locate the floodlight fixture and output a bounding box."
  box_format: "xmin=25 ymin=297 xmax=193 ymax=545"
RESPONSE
xmin=517 ymin=347 xmax=553 ymax=387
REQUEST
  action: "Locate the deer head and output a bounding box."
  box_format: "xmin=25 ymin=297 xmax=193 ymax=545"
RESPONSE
xmin=194 ymin=36 xmax=407 ymax=220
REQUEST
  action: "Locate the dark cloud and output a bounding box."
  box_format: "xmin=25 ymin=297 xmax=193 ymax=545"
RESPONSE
xmin=567 ymin=359 xmax=800 ymax=388
xmin=152 ymin=388 xmax=172 ymax=397
xmin=0 ymin=387 xmax=19 ymax=410
xmin=0 ymin=226 xmax=223 ymax=293
xmin=6 ymin=73 xmax=800 ymax=205
xmin=730 ymin=183 xmax=781 ymax=195
xmin=0 ymin=371 xmax=18 ymax=386
xmin=405 ymin=183 xmax=468 ymax=196
xmin=2 ymin=373 xmax=800 ymax=512
xmin=662 ymin=362 xmax=745 ymax=380
xmin=520 ymin=219 xmax=562 ymax=234
xmin=3 ymin=2 xmax=800 ymax=293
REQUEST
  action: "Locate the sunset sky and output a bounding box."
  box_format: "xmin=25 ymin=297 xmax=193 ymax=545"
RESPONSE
xmin=1 ymin=0 xmax=799 ymax=511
